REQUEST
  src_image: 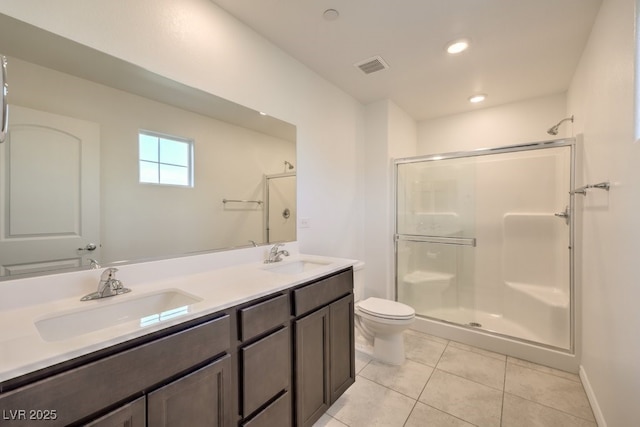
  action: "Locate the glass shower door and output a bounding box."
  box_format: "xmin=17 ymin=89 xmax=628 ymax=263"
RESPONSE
xmin=396 ymin=155 xmax=478 ymax=325
xmin=395 ymin=143 xmax=573 ymax=350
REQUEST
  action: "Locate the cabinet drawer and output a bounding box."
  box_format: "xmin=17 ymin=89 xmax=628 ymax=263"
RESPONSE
xmin=293 ymin=269 xmax=353 ymax=317
xmin=242 ymin=391 xmax=291 ymax=427
xmin=239 ymin=293 xmax=289 ymax=341
xmin=0 ymin=315 xmax=230 ymax=427
xmin=241 ymin=326 xmax=290 ymax=417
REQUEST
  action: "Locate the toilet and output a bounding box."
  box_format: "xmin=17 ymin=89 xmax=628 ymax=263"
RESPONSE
xmin=353 ymin=261 xmax=415 ymax=365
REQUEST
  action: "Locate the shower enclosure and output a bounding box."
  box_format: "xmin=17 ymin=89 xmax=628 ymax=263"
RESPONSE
xmin=395 ymin=139 xmax=575 ymax=351
xmin=265 ymin=173 xmax=296 ymax=243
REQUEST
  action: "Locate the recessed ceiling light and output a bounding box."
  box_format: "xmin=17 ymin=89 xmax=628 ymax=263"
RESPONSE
xmin=323 ymin=9 xmax=339 ymax=21
xmin=468 ymin=94 xmax=487 ymax=103
xmin=446 ymin=39 xmax=470 ymax=54
xmin=259 ymin=111 xmax=267 ymax=116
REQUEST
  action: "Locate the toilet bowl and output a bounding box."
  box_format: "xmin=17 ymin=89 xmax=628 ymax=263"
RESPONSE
xmin=353 ymin=262 xmax=415 ymax=365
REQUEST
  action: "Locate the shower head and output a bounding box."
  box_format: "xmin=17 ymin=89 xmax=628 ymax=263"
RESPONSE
xmin=547 ymin=115 xmax=574 ymax=136
xmin=284 ymin=160 xmax=294 ymax=170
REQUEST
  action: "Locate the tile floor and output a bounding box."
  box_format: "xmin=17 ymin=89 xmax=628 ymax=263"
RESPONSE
xmin=313 ymin=330 xmax=596 ymax=427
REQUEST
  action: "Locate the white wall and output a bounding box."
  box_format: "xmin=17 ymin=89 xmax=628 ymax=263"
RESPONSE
xmin=567 ymin=0 xmax=640 ymax=425
xmin=364 ymin=100 xmax=416 ymax=299
xmin=417 ymin=93 xmax=568 ymax=154
xmin=0 ymin=0 xmax=366 ymax=261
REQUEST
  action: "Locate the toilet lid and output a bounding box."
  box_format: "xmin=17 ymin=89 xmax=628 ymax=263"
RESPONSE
xmin=358 ymin=297 xmax=415 ymax=320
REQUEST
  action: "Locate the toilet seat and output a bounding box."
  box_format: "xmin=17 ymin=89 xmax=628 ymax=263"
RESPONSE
xmin=357 ymin=297 xmax=415 ymax=320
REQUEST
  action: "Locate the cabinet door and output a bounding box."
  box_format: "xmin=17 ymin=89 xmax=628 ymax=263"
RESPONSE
xmin=329 ymin=294 xmax=355 ymax=403
xmin=294 ymin=307 xmax=330 ymax=427
xmin=85 ymin=397 xmax=145 ymax=427
xmin=147 ymin=355 xmax=233 ymax=427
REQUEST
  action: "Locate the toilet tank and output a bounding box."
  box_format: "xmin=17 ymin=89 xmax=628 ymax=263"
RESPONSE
xmin=353 ymin=261 xmax=365 ymax=302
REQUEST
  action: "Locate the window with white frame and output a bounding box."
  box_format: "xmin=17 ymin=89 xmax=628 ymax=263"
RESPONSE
xmin=139 ymin=131 xmax=194 ymax=187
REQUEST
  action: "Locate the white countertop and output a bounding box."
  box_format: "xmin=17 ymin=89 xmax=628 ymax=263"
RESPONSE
xmin=0 ymin=250 xmax=356 ymax=384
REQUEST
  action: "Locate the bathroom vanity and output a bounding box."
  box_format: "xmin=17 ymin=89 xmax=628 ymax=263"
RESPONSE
xmin=0 ymin=254 xmax=355 ymax=427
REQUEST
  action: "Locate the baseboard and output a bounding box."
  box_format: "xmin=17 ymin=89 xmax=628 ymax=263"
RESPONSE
xmin=579 ymin=365 xmax=607 ymax=427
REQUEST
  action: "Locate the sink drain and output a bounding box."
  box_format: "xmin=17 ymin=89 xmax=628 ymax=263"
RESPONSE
xmin=467 ymin=322 xmax=482 ymax=327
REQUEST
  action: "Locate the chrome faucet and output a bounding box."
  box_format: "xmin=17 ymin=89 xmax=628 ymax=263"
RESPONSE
xmin=81 ymin=267 xmax=131 ymax=301
xmin=264 ymin=243 xmax=290 ymax=263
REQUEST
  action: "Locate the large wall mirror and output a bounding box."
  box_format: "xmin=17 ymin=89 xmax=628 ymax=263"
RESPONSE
xmin=0 ymin=14 xmax=297 ymax=280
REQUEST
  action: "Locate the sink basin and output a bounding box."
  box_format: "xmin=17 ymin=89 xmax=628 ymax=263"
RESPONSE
xmin=35 ymin=289 xmax=202 ymax=342
xmin=263 ymin=259 xmax=330 ymax=275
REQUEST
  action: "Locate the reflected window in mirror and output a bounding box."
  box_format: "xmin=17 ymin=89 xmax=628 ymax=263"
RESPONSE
xmin=139 ymin=130 xmax=194 ymax=187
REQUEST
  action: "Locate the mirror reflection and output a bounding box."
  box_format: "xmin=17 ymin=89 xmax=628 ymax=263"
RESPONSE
xmin=0 ymin=14 xmax=296 ymax=279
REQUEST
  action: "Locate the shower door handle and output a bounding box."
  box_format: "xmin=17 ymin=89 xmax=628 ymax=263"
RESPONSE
xmin=554 ymin=206 xmax=570 ymax=225
xmin=395 ymin=234 xmax=477 ymax=247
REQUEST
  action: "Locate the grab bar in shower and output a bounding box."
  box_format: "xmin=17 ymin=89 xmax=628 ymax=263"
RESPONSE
xmin=570 ymin=181 xmax=610 ymax=195
xmin=222 ymin=198 xmax=263 ymax=204
xmin=395 ymin=234 xmax=477 ymax=247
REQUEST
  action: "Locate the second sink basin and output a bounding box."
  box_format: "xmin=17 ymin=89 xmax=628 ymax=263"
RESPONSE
xmin=35 ymin=289 xmax=202 ymax=342
xmin=263 ymin=259 xmax=331 ymax=275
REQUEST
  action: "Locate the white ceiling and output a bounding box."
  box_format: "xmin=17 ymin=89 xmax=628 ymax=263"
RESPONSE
xmin=211 ymin=0 xmax=602 ymax=121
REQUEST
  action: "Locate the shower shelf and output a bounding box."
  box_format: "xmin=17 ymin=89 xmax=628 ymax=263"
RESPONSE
xmin=505 ymin=281 xmax=569 ymax=308
xmin=403 ymin=270 xmax=454 ymax=285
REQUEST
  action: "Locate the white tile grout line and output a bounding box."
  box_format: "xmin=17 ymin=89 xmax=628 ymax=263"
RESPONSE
xmin=402 ymin=396 xmax=419 ymax=427
xmin=501 ymin=355 xmax=508 ymax=426
xmin=401 ymin=356 xmax=437 ymax=427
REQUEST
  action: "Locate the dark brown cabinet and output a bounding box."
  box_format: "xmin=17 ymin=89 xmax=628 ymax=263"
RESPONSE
xmin=0 ymin=267 xmax=354 ymax=427
xmin=0 ymin=314 xmax=231 ymax=427
xmin=293 ymin=271 xmax=355 ymax=427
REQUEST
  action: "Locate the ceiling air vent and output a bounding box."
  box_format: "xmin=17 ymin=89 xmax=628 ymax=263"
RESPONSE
xmin=355 ymin=56 xmax=389 ymax=75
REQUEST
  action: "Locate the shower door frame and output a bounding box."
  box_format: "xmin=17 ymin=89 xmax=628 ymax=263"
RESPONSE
xmin=264 ymin=172 xmax=296 ymax=244
xmin=393 ymin=138 xmax=577 ymax=354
